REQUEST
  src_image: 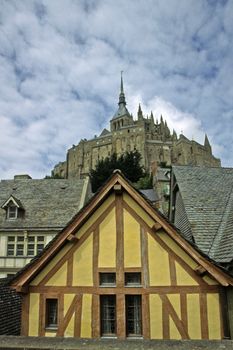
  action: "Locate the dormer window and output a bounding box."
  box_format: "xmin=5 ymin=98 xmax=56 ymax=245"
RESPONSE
xmin=1 ymin=195 xmax=24 ymax=221
xmin=7 ymin=205 xmax=18 ymax=220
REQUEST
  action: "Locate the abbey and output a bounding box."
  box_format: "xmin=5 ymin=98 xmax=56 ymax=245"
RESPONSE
xmin=52 ymin=77 xmax=220 ymax=179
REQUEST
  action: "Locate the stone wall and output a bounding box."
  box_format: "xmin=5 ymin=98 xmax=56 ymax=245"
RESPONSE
xmin=0 ymin=337 xmax=233 ymax=350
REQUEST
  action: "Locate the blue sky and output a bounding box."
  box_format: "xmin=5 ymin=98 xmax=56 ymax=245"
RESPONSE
xmin=0 ymin=0 xmax=232 ymax=178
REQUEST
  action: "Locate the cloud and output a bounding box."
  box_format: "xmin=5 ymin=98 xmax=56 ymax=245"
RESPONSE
xmin=0 ymin=0 xmax=232 ymax=179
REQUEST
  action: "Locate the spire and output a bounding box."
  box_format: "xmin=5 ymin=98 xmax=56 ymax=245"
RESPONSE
xmin=172 ymin=129 xmax=177 ymax=141
xmin=150 ymin=111 xmax=154 ymax=124
xmin=204 ymin=134 xmax=211 ymax=152
xmin=118 ymin=71 xmax=126 ymax=106
xmin=111 ymin=72 xmax=131 ymax=121
xmin=137 ymin=103 xmax=143 ymax=120
xmin=160 ymin=115 xmax=164 ymax=125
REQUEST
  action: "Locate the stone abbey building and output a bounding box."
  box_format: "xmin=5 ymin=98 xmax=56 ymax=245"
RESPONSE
xmin=52 ymin=77 xmax=220 ymax=179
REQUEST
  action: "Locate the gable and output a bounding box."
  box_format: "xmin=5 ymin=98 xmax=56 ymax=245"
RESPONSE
xmin=14 ymin=172 xmax=233 ymax=340
xmin=28 ymin=191 xmax=219 ymax=289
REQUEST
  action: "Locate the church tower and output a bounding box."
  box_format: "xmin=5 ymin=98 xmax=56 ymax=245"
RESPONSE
xmin=110 ymin=73 xmax=133 ymax=132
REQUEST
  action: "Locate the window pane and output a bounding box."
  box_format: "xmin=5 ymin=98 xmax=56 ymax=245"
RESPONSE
xmin=46 ymin=299 xmax=58 ymax=328
xmin=125 ymin=272 xmax=141 ymax=286
xmin=126 ymin=295 xmax=142 ymax=336
xmin=37 ymin=236 xmax=44 ymax=242
xmin=37 ymin=244 xmax=44 ymax=254
xmin=27 ymin=244 xmax=34 ymax=256
xmin=100 ymin=295 xmax=116 ymax=336
xmin=28 ymin=236 xmax=35 ymax=242
xmin=16 ymin=244 xmax=24 ymax=256
xmin=8 ymin=236 xmax=15 ymax=242
xmin=99 ymin=273 xmax=116 ymax=286
xmin=17 ymin=236 xmax=24 ymax=242
xmin=7 ymin=244 xmax=15 ymax=256
xmin=8 ymin=206 xmax=17 ymax=219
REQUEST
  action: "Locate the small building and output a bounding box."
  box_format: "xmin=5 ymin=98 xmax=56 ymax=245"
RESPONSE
xmin=0 ymin=175 xmax=91 ymax=278
xmin=10 ymin=170 xmax=233 ymax=340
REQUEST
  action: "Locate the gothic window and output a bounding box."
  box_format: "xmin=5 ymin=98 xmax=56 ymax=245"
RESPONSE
xmin=126 ymin=295 xmax=142 ymax=336
xmin=46 ymin=299 xmax=58 ymax=328
xmin=100 ymin=295 xmax=116 ymax=336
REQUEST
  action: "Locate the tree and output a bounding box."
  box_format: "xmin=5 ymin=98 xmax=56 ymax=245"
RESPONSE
xmin=90 ymin=150 xmax=144 ymax=192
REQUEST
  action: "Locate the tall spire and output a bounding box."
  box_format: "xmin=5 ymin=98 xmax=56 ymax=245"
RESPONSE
xmin=118 ymin=71 xmax=126 ymax=106
xmin=204 ymin=134 xmax=212 ymax=152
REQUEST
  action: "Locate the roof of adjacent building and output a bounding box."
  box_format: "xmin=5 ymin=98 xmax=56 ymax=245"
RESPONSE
xmin=0 ymin=278 xmax=21 ymax=335
xmin=140 ymin=189 xmax=159 ymax=203
xmin=0 ymin=177 xmax=90 ymax=230
xmin=172 ymin=166 xmax=233 ymax=263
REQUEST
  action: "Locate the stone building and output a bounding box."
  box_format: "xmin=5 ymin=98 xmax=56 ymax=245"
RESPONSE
xmin=52 ymin=77 xmax=220 ymax=179
xmin=0 ymin=175 xmax=91 ymax=278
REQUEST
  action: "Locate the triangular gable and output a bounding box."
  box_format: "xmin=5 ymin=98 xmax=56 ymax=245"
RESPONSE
xmin=1 ymin=195 xmax=24 ymax=209
xmin=11 ymin=170 xmax=233 ymax=291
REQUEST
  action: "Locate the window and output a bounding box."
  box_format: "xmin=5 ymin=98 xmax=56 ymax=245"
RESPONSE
xmin=46 ymin=299 xmax=58 ymax=328
xmin=99 ymin=273 xmax=116 ymax=286
xmin=7 ymin=235 xmax=45 ymax=256
xmin=7 ymin=205 xmax=18 ymax=220
xmin=100 ymin=295 xmax=116 ymax=336
xmin=125 ymin=272 xmax=141 ymax=286
xmin=126 ymin=295 xmax=142 ymax=336
xmin=27 ymin=235 xmax=45 ymax=256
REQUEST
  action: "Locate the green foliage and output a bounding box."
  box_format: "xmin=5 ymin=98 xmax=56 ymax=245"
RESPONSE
xmin=90 ymin=150 xmax=144 ymax=192
xmin=44 ymin=173 xmax=64 ymax=179
xmin=135 ymin=173 xmax=153 ymax=190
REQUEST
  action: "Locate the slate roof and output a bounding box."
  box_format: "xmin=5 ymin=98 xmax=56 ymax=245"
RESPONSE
xmin=0 ymin=278 xmax=22 ymax=335
xmin=172 ymin=166 xmax=233 ymax=263
xmin=99 ymin=128 xmax=111 ymax=137
xmin=0 ymin=177 xmax=90 ymax=230
xmin=140 ymin=189 xmax=159 ymax=203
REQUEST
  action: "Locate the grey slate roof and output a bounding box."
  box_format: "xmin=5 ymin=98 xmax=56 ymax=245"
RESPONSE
xmin=0 ymin=177 xmax=90 ymax=230
xmin=140 ymin=189 xmax=159 ymax=203
xmin=99 ymin=128 xmax=110 ymax=137
xmin=172 ymin=166 xmax=233 ymax=263
xmin=0 ymin=278 xmax=21 ymax=335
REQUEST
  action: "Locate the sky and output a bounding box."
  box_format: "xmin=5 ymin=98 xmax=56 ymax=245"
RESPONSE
xmin=0 ymin=0 xmax=233 ymax=179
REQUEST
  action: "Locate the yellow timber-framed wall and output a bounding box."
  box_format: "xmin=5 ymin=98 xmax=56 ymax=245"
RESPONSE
xmin=20 ymin=190 xmax=227 ymax=339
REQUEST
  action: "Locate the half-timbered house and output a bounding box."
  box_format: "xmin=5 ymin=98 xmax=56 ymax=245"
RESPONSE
xmin=10 ymin=170 xmax=233 ymax=340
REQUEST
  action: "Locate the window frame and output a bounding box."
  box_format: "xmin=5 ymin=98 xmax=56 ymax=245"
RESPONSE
xmin=45 ymin=298 xmax=58 ymax=330
xmin=100 ymin=295 xmax=116 ymax=337
xmin=99 ymin=272 xmax=116 ymax=287
xmin=124 ymin=272 xmax=142 ymax=287
xmin=7 ymin=205 xmax=18 ymax=220
xmin=125 ymin=295 xmax=142 ymax=337
xmin=7 ymin=234 xmax=45 ymax=257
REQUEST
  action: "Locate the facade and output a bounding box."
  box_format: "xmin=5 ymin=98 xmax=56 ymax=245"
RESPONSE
xmin=11 ymin=171 xmax=233 ymax=340
xmin=52 ymin=77 xmax=220 ymax=180
xmin=0 ymin=175 xmax=91 ymax=278
xmin=169 ymin=166 xmax=233 ymax=271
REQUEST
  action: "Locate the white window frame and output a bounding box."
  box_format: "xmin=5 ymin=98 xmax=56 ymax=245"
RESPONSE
xmin=7 ymin=205 xmax=18 ymax=220
xmin=7 ymin=235 xmax=45 ymax=257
